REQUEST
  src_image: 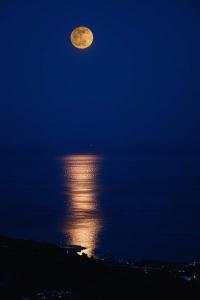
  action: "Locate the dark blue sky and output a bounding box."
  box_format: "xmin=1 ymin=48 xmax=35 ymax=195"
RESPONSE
xmin=0 ymin=0 xmax=200 ymax=148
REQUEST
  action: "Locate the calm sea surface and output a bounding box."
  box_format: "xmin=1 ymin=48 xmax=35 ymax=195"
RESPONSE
xmin=1 ymin=149 xmax=200 ymax=261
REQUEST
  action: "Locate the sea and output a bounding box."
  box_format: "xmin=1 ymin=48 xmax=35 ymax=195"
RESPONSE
xmin=1 ymin=145 xmax=200 ymax=262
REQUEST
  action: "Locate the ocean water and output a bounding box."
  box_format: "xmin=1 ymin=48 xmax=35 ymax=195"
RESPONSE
xmin=1 ymin=148 xmax=200 ymax=262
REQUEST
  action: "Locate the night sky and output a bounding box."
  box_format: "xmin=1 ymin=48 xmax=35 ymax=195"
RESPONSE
xmin=0 ymin=0 xmax=200 ymax=149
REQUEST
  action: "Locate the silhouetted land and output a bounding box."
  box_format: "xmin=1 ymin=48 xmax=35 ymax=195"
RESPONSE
xmin=0 ymin=236 xmax=200 ymax=299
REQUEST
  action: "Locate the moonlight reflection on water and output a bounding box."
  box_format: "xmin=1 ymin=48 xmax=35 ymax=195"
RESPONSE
xmin=62 ymin=155 xmax=102 ymax=256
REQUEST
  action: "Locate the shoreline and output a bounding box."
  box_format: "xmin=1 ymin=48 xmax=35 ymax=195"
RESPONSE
xmin=0 ymin=235 xmax=199 ymax=299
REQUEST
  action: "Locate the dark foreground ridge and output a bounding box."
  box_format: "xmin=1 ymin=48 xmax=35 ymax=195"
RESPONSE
xmin=0 ymin=236 xmax=200 ymax=299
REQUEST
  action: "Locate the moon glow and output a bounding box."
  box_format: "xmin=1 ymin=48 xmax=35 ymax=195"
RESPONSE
xmin=70 ymin=26 xmax=94 ymax=49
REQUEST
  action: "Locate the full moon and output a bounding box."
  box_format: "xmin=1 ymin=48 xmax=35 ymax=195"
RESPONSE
xmin=70 ymin=26 xmax=94 ymax=49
